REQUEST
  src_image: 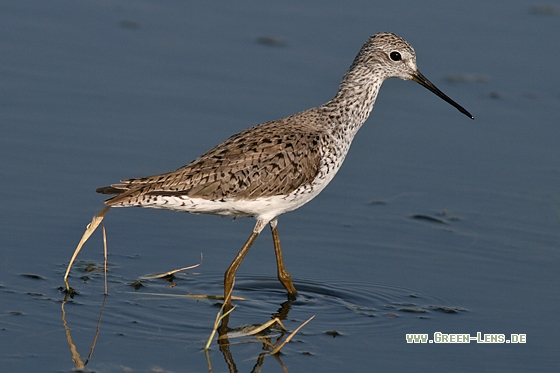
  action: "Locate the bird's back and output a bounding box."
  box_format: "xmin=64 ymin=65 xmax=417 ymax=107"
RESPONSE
xmin=97 ymin=108 xmax=331 ymax=207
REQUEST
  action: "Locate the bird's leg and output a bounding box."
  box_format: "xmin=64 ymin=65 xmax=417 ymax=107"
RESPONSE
xmin=222 ymin=220 xmax=266 ymax=312
xmin=220 ymin=221 xmax=267 ymax=333
xmin=270 ymin=218 xmax=297 ymax=299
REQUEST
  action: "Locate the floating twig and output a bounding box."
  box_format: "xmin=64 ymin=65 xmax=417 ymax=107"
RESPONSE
xmin=269 ymin=315 xmax=315 ymax=355
xmin=140 ymin=253 xmax=203 ymax=279
xmin=125 ymin=292 xmax=246 ymax=301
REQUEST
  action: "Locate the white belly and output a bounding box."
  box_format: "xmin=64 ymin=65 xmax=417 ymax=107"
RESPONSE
xmin=114 ymin=157 xmax=341 ymax=224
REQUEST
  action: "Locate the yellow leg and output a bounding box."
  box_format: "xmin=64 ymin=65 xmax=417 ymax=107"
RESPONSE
xmin=270 ymin=219 xmax=297 ymax=297
xmin=220 ymin=219 xmax=297 ymax=332
xmin=223 ymin=230 xmax=259 ymax=312
xmin=220 ymin=220 xmax=267 ymax=332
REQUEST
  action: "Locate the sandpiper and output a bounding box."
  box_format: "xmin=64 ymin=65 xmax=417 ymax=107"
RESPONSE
xmin=96 ymin=32 xmax=473 ymax=311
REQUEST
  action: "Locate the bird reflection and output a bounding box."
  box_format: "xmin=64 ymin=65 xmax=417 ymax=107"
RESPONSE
xmin=216 ymin=300 xmax=294 ymax=372
xmin=61 ymin=294 xmax=299 ymax=373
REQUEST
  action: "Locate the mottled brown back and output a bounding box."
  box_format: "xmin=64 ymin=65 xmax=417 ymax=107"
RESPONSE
xmin=98 ymin=109 xmax=326 ymax=205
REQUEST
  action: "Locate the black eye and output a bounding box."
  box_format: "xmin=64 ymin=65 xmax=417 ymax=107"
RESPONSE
xmin=390 ymin=51 xmax=402 ymax=61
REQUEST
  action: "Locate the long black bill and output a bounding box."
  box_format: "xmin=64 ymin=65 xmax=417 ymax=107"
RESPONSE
xmin=412 ymin=71 xmax=474 ymax=119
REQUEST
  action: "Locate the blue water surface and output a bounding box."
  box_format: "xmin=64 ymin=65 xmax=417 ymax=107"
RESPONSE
xmin=0 ymin=1 xmax=558 ymax=372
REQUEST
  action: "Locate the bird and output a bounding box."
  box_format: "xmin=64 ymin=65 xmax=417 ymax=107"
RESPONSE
xmin=96 ymin=32 xmax=473 ymax=312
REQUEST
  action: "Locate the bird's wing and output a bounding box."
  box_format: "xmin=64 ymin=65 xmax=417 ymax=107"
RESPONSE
xmin=100 ymin=114 xmax=324 ymax=203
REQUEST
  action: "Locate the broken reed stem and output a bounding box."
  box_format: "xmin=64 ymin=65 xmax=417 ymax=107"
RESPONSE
xmin=64 ymin=206 xmax=110 ymax=291
xmin=102 ymin=223 xmax=108 ymax=295
xmin=205 ymin=305 xmax=236 ymax=350
xmin=204 ymin=283 xmax=236 ymax=350
xmin=269 ymin=315 xmax=315 ymax=355
xmin=243 ymin=317 xmax=287 ymax=336
xmin=141 ymin=253 xmax=203 ymax=279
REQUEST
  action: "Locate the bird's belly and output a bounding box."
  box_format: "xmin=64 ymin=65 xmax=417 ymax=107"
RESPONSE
xmin=112 ymin=171 xmax=336 ymax=223
xmin=119 ymin=191 xmax=312 ymax=219
xmin=112 ymin=154 xmax=343 ymax=223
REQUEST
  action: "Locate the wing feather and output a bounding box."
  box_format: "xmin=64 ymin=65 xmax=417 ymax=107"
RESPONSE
xmin=98 ymin=111 xmax=326 ymax=205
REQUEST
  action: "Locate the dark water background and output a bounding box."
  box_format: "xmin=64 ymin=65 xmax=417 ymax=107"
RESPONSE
xmin=1 ymin=1 xmax=558 ymax=372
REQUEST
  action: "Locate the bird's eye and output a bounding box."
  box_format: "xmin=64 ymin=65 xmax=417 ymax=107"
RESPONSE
xmin=390 ymin=51 xmax=402 ymax=61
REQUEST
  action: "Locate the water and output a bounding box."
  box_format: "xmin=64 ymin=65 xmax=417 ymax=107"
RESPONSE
xmin=1 ymin=1 xmax=559 ymax=372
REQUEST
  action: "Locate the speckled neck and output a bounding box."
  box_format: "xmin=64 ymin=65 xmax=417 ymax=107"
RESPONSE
xmin=321 ymin=62 xmax=384 ymax=137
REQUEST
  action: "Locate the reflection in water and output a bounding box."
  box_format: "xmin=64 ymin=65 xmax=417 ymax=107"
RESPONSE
xmin=61 ymin=293 xmax=306 ymax=372
xmin=214 ymin=300 xmax=295 ymax=373
xmin=217 ymin=298 xmax=292 ymax=338
xmin=215 ymin=340 xmax=291 ymax=373
xmin=61 ymin=293 xmax=107 ymax=370
xmin=58 ymin=271 xmax=460 ymax=371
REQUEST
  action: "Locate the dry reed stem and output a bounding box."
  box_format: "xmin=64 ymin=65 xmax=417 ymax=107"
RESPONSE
xmin=269 ymin=315 xmax=315 ymax=355
xmin=141 ymin=253 xmax=203 ymax=279
xmin=204 ymin=284 xmax=236 ymax=350
xmin=64 ymin=206 xmax=110 ymax=291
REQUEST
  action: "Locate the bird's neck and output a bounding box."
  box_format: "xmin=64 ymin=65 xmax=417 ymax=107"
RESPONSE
xmin=322 ymin=65 xmax=384 ymax=137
